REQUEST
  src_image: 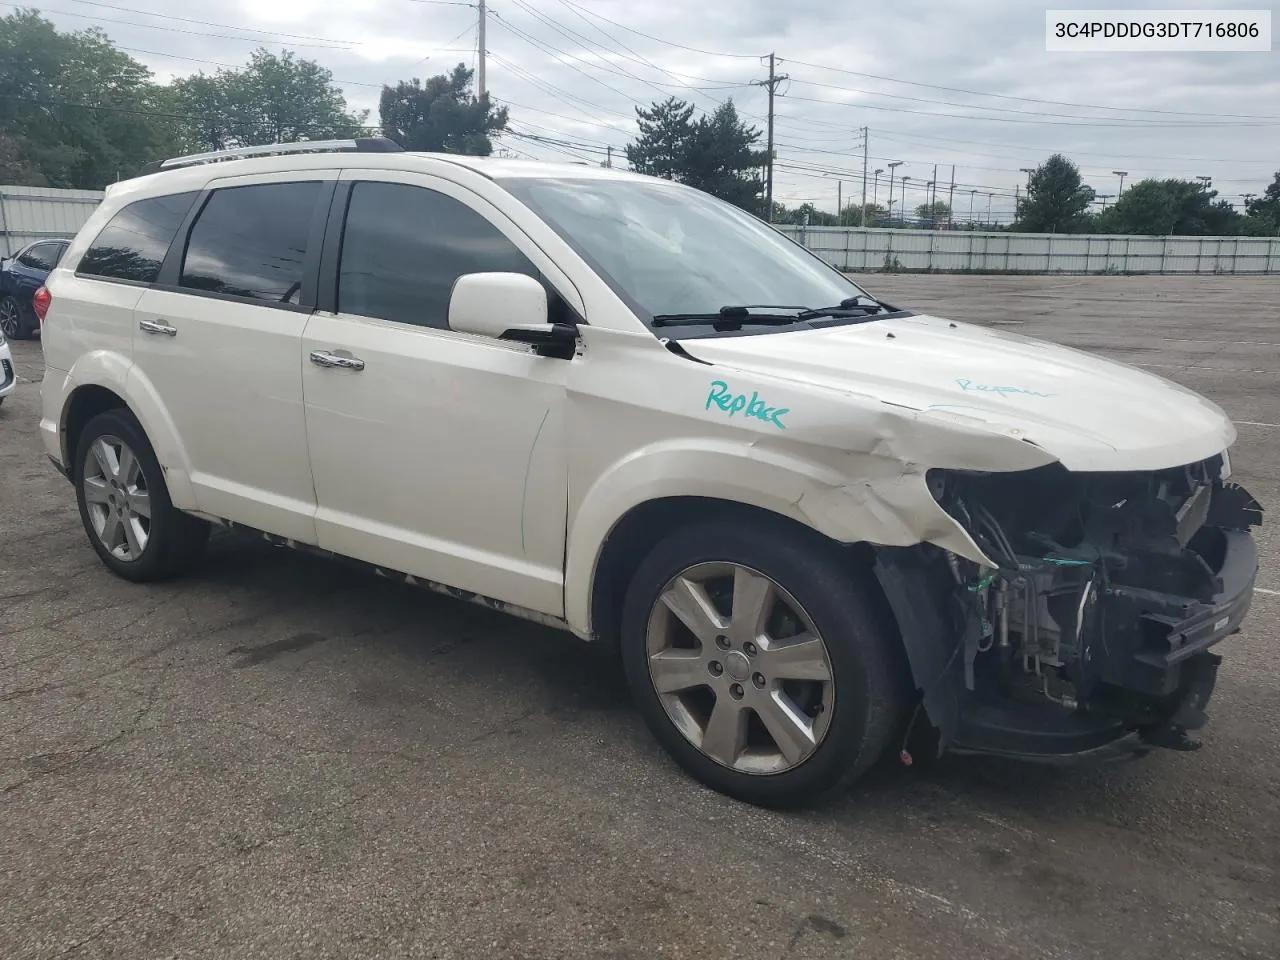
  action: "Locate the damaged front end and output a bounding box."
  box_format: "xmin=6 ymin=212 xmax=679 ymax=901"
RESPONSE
xmin=875 ymin=452 xmax=1263 ymax=763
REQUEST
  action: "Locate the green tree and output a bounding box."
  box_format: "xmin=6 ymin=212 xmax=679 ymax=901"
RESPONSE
xmin=379 ymin=64 xmax=507 ymax=155
xmin=681 ymin=100 xmax=767 ymax=210
xmin=839 ymin=203 xmax=888 ymax=226
xmin=1098 ymin=178 xmax=1242 ymax=235
xmin=0 ymin=10 xmax=176 ymax=187
xmin=626 ymin=97 xmax=766 ymax=211
xmin=625 ymin=97 xmax=696 ymax=181
xmin=915 ymin=200 xmax=952 ymax=226
xmin=1014 ymin=154 xmax=1095 ymax=232
xmin=1244 ymin=171 xmax=1280 ymax=234
xmin=170 ymin=49 xmax=367 ymax=152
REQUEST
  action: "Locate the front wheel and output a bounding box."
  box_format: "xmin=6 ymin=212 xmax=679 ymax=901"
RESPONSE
xmin=620 ymin=517 xmax=906 ymax=808
xmin=73 ymin=408 xmax=210 ymax=581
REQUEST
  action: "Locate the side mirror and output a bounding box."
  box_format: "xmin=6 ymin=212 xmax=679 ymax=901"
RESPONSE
xmin=448 ymin=272 xmax=576 ymax=357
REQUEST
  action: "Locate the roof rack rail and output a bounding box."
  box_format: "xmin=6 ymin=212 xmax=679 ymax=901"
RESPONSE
xmin=140 ymin=137 xmax=402 ymax=175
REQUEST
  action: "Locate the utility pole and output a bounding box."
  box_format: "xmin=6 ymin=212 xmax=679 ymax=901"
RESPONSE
xmin=751 ymin=53 xmax=788 ymax=222
xmin=968 ymin=188 xmax=977 ymax=226
xmin=986 ymin=192 xmax=993 ymax=225
xmin=872 ymin=168 xmax=883 ymax=213
xmin=476 ymin=0 xmax=487 ymax=97
xmin=605 ymin=145 xmax=612 ymax=168
xmin=837 ymin=181 xmax=842 ymax=224
xmin=860 ymin=126 xmax=869 ymax=222
xmin=901 ymin=176 xmax=910 ymax=223
xmin=1113 ymin=170 xmax=1128 ymax=197
xmin=930 ymin=163 xmax=938 ymax=219
xmin=947 ymin=165 xmax=956 ymax=229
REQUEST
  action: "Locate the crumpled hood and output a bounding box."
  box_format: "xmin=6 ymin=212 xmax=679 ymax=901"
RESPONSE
xmin=679 ymin=313 xmax=1236 ymax=472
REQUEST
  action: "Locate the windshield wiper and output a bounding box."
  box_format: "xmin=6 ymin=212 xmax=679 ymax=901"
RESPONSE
xmin=795 ymin=296 xmax=892 ymax=320
xmin=651 ymin=305 xmax=808 ymax=328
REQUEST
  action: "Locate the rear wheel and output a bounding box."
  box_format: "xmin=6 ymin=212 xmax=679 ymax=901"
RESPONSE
xmin=73 ymin=409 xmax=209 ymax=581
xmin=0 ymin=295 xmax=28 ymax=339
xmin=620 ymin=517 xmax=905 ymax=808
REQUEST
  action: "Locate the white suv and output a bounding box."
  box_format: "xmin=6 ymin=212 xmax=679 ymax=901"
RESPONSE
xmin=39 ymin=139 xmax=1262 ymax=806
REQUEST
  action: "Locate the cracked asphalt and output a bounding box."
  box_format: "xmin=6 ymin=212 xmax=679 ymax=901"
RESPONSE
xmin=2 ymin=274 xmax=1278 ymax=960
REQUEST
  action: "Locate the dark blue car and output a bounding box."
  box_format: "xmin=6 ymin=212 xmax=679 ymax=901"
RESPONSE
xmin=1 ymin=238 xmax=69 ymax=339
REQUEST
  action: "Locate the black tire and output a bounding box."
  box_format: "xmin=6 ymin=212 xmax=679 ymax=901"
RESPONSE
xmin=73 ymin=408 xmax=209 ymax=582
xmin=0 ymin=295 xmax=31 ymax=340
xmin=620 ymin=516 xmax=906 ymax=808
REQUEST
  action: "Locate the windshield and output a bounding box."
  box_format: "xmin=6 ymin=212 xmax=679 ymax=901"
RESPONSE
xmin=497 ymin=176 xmax=875 ymax=333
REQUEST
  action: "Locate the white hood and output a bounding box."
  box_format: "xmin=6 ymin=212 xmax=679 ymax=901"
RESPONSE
xmin=680 ymin=313 xmax=1235 ymax=472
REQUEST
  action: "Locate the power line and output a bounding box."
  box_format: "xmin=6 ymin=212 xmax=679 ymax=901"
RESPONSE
xmin=552 ymin=0 xmax=759 ymax=59
xmin=7 ymin=2 xmax=353 ymax=49
xmin=778 ymin=58 xmax=1280 ymax=122
xmin=62 ymin=0 xmax=350 ymax=44
xmin=774 ymin=90 xmax=1277 ymax=128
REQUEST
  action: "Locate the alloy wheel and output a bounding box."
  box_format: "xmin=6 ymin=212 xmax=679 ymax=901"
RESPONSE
xmin=645 ymin=562 xmax=835 ymax=775
xmin=0 ymin=298 xmax=20 ymax=338
xmin=82 ymin=434 xmax=152 ymax=561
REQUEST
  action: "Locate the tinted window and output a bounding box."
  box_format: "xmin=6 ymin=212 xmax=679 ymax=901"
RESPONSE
xmin=18 ymin=242 xmax=58 ymax=271
xmin=338 ymin=181 xmax=535 ymax=329
xmin=79 ymin=192 xmax=198 ymax=283
xmin=181 ymin=181 xmax=320 ymax=304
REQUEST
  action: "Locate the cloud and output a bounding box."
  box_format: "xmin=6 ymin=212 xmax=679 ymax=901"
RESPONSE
xmin=28 ymin=0 xmax=1279 ymax=217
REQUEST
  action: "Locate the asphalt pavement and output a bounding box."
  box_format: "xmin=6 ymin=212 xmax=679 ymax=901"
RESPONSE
xmin=1 ymin=274 xmax=1277 ymax=959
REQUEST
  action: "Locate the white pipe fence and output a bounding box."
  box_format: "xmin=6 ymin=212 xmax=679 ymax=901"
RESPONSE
xmin=2 ymin=186 xmax=1279 ymax=275
xmin=775 ymin=224 xmax=1280 ymax=274
xmin=0 ymin=186 xmax=104 ymax=257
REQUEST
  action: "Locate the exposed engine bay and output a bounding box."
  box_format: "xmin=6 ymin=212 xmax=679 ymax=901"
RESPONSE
xmin=874 ymin=453 xmax=1263 ymax=762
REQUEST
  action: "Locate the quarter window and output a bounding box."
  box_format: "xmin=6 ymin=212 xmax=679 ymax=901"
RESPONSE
xmin=78 ymin=192 xmax=198 ymax=283
xmin=337 ymin=181 xmax=536 ymax=329
xmin=180 ymin=181 xmax=321 ymax=304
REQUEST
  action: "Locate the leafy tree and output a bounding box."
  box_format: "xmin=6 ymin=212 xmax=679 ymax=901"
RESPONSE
xmin=625 ymin=97 xmax=765 ymax=211
xmin=681 ymin=100 xmax=767 ymax=210
xmin=0 ymin=10 xmax=176 ymax=187
xmin=838 ymin=203 xmax=888 ymax=226
xmin=1097 ymin=178 xmax=1241 ymax=235
xmin=1244 ymin=171 xmax=1280 ymax=234
xmin=379 ymin=64 xmax=507 ymax=155
xmin=625 ymin=97 xmax=696 ymax=181
xmin=1013 ymin=154 xmax=1095 ymax=232
xmin=915 ymin=200 xmax=952 ymax=226
xmin=170 ymin=49 xmax=367 ymax=152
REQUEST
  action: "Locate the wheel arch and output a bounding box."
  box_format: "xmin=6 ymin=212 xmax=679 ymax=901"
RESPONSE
xmin=59 ymin=352 xmax=196 ymax=508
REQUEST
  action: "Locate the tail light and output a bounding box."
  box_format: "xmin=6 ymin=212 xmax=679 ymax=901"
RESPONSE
xmin=33 ymin=285 xmax=51 ymax=326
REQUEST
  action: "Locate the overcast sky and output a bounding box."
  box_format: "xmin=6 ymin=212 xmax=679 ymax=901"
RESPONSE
xmin=21 ymin=0 xmax=1280 ymax=219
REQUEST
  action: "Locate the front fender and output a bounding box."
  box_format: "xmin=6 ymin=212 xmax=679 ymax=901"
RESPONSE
xmin=58 ymin=350 xmax=197 ymax=509
xmin=562 ymin=436 xmax=994 ymax=637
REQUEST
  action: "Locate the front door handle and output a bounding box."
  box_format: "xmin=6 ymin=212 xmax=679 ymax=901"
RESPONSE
xmin=310 ymin=350 xmax=365 ymax=371
xmin=139 ymin=319 xmax=177 ymax=336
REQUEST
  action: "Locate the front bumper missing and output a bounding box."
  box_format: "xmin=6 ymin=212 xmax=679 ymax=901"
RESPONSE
xmin=948 ymin=526 xmax=1256 ymax=761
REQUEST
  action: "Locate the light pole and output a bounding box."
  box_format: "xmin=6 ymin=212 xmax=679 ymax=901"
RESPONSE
xmin=901 ymin=176 xmax=911 ymax=223
xmin=968 ymin=188 xmax=977 ymax=226
xmin=872 ymin=168 xmax=883 ymax=216
xmin=986 ymin=192 xmax=993 ymax=226
xmin=1113 ymin=170 xmax=1128 ymax=197
xmin=926 ymin=180 xmax=935 ymax=227
xmin=886 ymin=161 xmax=903 ymax=224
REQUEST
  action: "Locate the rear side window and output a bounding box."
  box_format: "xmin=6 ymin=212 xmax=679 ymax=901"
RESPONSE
xmin=337 ymin=181 xmax=536 ymax=329
xmin=78 ymin=192 xmax=198 ymax=283
xmin=18 ymin=242 xmax=58 ymax=270
xmin=180 ymin=181 xmax=321 ymax=305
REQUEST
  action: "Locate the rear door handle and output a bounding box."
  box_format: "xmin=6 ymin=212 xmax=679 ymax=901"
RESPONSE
xmin=310 ymin=350 xmax=365 ymax=371
xmin=139 ymin=319 xmax=177 ymax=336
